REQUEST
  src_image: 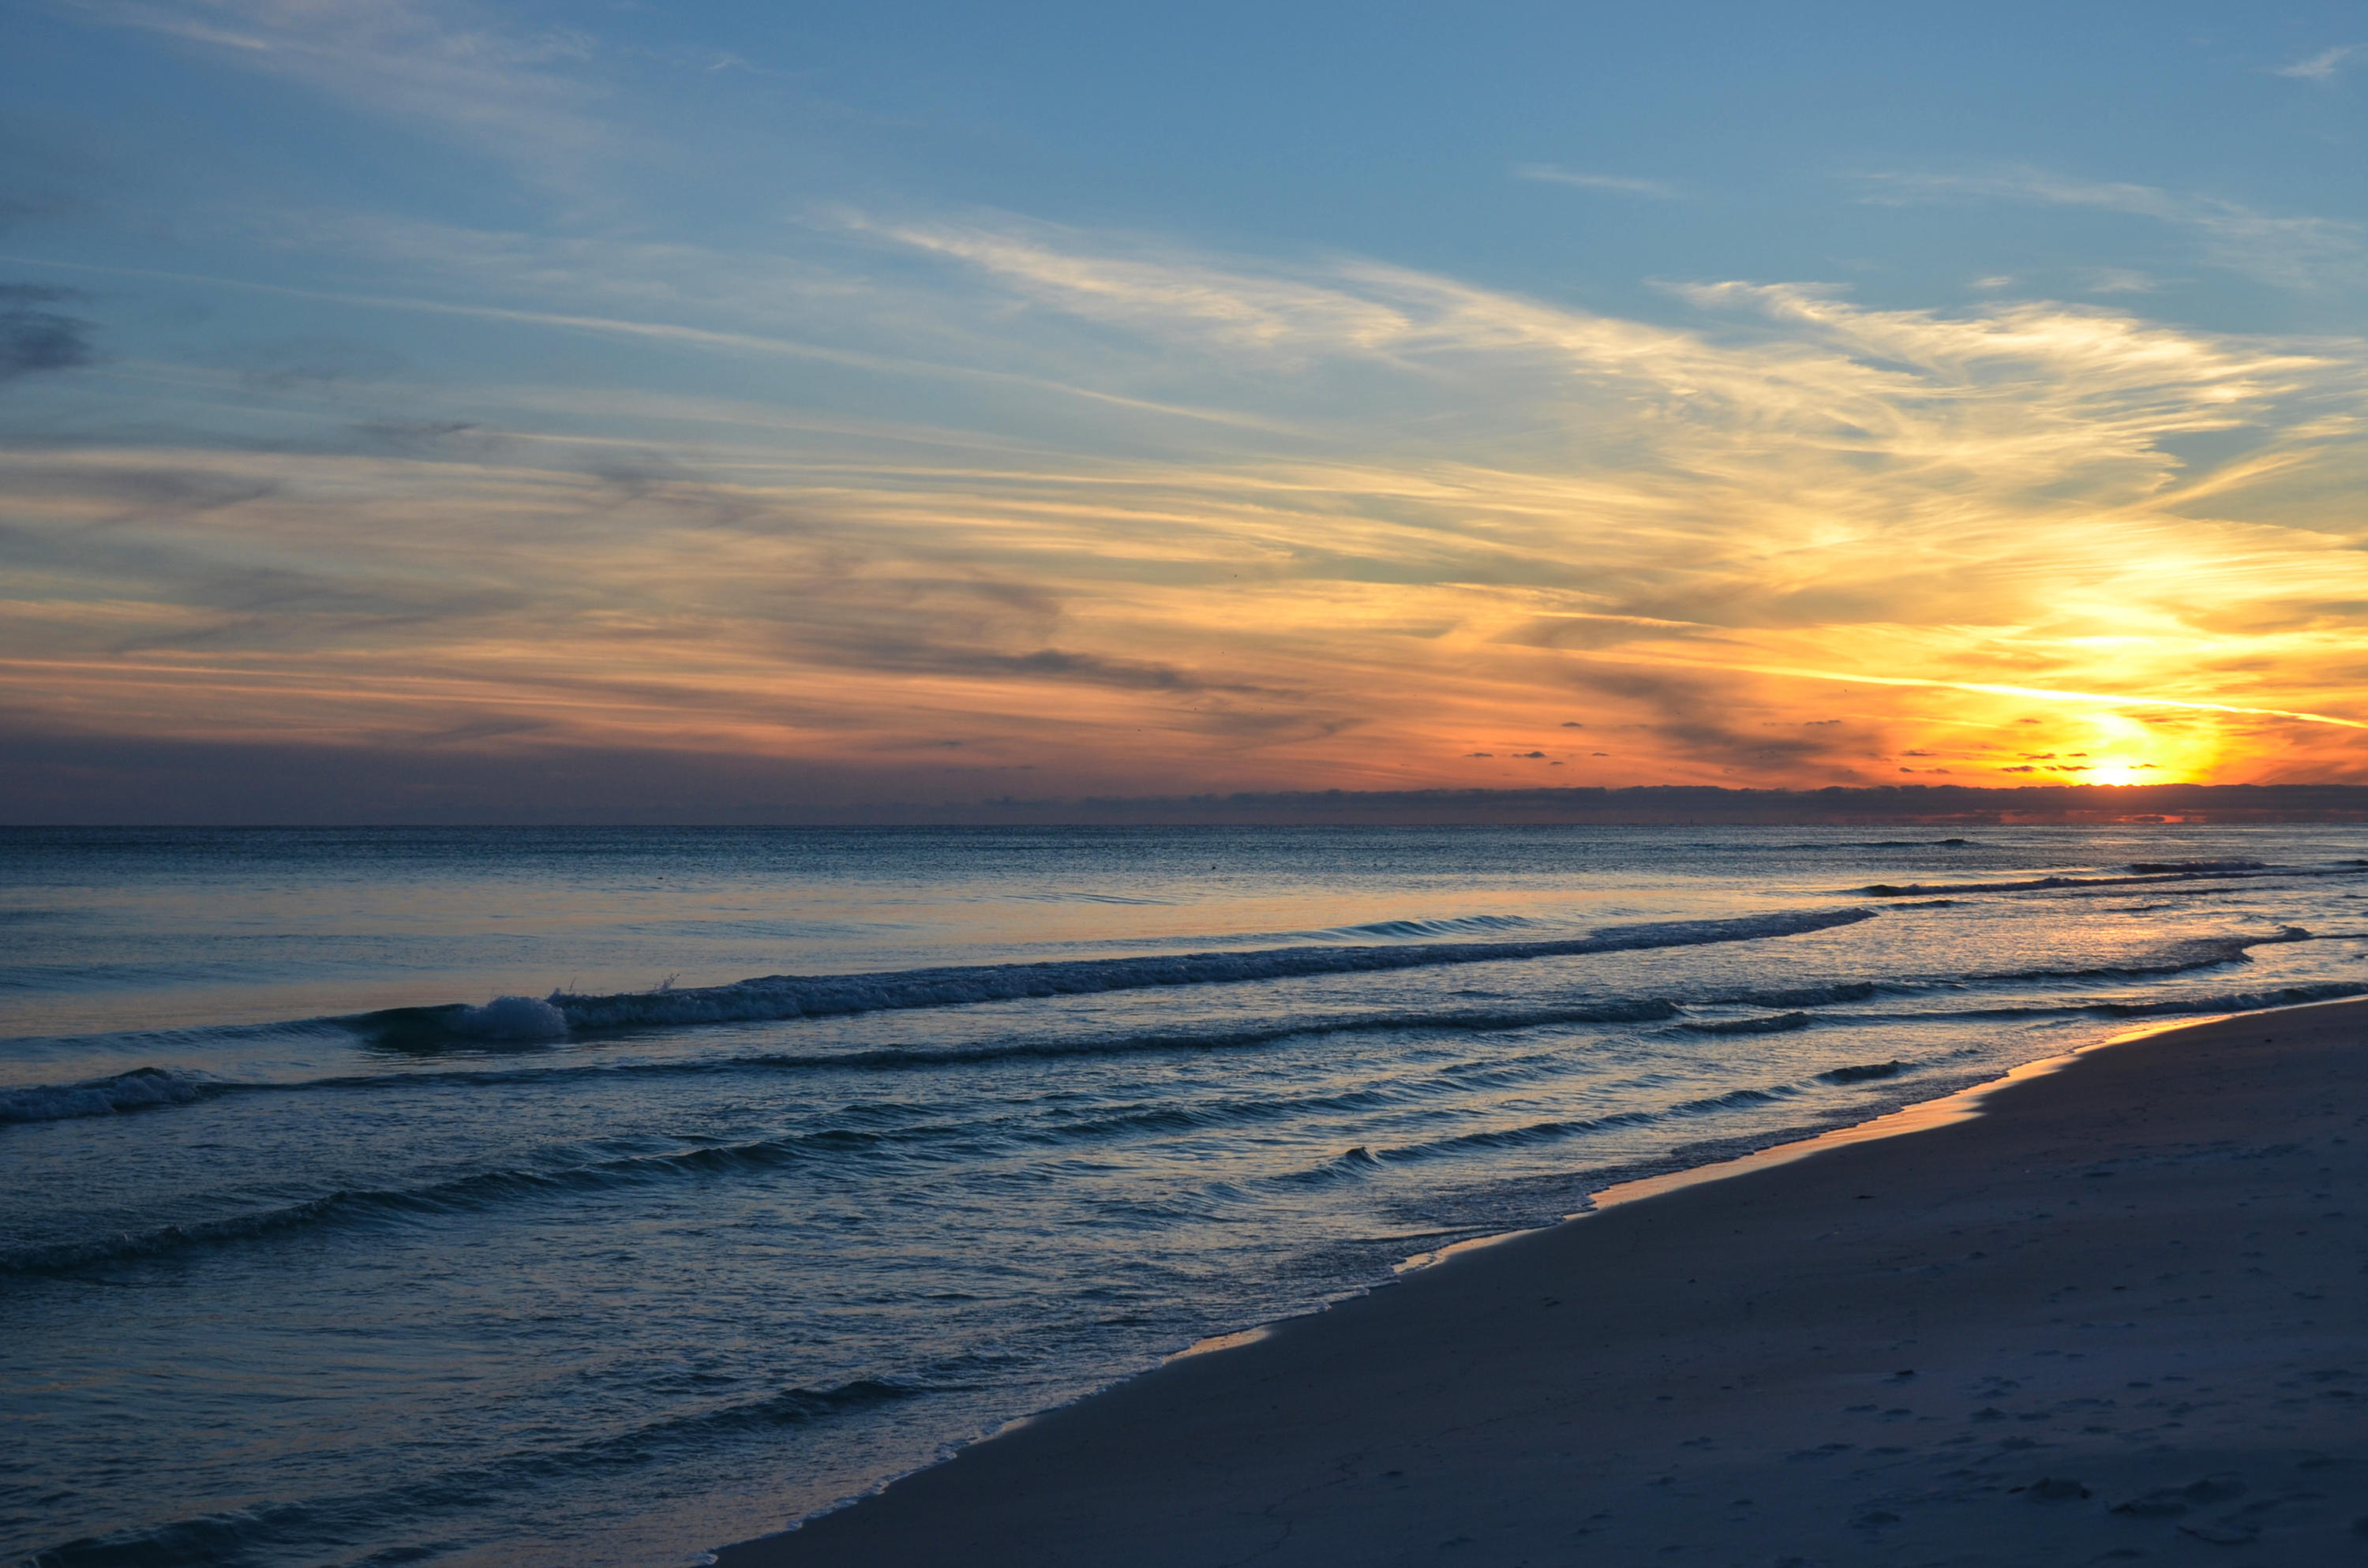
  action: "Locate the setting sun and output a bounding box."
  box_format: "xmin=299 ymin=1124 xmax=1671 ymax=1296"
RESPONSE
xmin=11 ymin=9 xmax=2368 ymax=1568
xmin=2 ymin=2 xmax=2363 ymax=823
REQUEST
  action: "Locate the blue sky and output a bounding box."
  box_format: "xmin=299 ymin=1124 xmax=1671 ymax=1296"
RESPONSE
xmin=6 ymin=2 xmax=2368 ymax=819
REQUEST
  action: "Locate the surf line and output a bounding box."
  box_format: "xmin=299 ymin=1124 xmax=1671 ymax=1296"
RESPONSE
xmin=390 ymin=907 xmax=1881 ymax=1042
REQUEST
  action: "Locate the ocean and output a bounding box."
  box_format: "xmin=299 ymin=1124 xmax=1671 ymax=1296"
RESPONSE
xmin=6 ymin=823 xmax=2366 ymax=1567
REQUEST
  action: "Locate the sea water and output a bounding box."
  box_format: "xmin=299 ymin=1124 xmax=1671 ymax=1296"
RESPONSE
xmin=6 ymin=823 xmax=2366 ymax=1567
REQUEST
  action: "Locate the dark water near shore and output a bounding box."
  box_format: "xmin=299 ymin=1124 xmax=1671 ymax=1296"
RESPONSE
xmin=6 ymin=824 xmax=2367 ymax=1567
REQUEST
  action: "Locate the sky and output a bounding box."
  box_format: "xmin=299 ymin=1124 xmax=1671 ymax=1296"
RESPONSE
xmin=5 ymin=2 xmax=2368 ymax=821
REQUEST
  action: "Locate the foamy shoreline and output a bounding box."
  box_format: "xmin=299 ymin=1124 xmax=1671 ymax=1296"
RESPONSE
xmin=714 ymin=996 xmax=2368 ymax=1566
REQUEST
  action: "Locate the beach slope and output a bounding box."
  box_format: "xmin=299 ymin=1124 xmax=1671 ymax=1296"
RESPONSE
xmin=716 ymin=999 xmax=2368 ymax=1566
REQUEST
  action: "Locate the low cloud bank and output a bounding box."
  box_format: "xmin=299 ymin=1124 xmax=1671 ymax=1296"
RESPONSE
xmin=4 ymin=730 xmax=2365 ymax=825
xmin=967 ymin=782 xmax=2368 ymax=826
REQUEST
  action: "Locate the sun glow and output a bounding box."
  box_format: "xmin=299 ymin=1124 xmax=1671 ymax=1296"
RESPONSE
xmin=7 ymin=219 xmax=2368 ymax=804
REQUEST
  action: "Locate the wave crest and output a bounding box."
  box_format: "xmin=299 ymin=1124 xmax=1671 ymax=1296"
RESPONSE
xmin=528 ymin=908 xmax=1876 ymax=1036
xmin=0 ymin=1066 xmax=218 ymax=1125
xmin=451 ymin=995 xmax=570 ymax=1041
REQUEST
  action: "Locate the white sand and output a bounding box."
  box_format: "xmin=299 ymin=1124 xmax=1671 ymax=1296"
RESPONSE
xmin=715 ymin=998 xmax=2368 ymax=1566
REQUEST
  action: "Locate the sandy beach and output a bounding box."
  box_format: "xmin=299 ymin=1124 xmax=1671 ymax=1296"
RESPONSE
xmin=715 ymin=997 xmax=2368 ymax=1566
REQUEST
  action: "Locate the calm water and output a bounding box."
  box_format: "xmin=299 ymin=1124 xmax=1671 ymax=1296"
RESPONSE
xmin=6 ymin=824 xmax=2368 ymax=1567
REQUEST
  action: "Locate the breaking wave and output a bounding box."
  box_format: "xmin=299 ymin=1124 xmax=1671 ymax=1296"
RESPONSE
xmin=1325 ymin=914 xmax=1543 ymax=940
xmin=1682 ymin=1011 xmax=1814 ymax=1035
xmin=1981 ymin=927 xmax=2314 ymax=982
xmin=9 ymin=928 xmax=2340 ymax=1136
xmin=1860 ymin=860 xmax=2365 ymax=898
xmin=2090 ymin=980 xmax=2368 ymax=1017
xmin=1773 ymin=838 xmax=1976 ymax=850
xmin=5 ymin=1029 xmax=1975 ymax=1275
xmin=1372 ymin=1082 xmax=1808 ymax=1166
xmin=0 ymin=1066 xmax=221 ymax=1125
xmin=356 ymin=907 xmax=1877 ymax=1043
xmin=9 ymin=926 xmax=2338 ymax=1128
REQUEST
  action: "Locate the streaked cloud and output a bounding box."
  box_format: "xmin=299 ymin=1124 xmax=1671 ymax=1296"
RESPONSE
xmin=2273 ymin=43 xmax=2362 ymax=82
xmin=1855 ymin=167 xmax=2368 ymax=291
xmin=8 ymin=209 xmax=2367 ymax=800
xmin=2078 ymin=267 xmax=2160 ymax=295
xmin=74 ymin=0 xmax=616 ymax=190
xmin=1512 ymin=164 xmax=1681 ymax=199
xmin=9 ymin=9 xmax=2368 ymax=812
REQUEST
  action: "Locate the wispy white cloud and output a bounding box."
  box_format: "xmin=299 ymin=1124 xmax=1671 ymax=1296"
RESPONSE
xmin=2078 ymin=267 xmax=2160 ymax=294
xmin=15 ymin=203 xmax=2368 ymax=792
xmin=868 ymin=217 xmax=1421 ymax=360
xmin=2273 ymin=43 xmax=2362 ymax=81
xmin=67 ymin=0 xmax=615 ymax=192
xmin=1855 ymin=167 xmax=2367 ymax=291
xmin=7 ymin=247 xmax=1305 ymax=437
xmin=1512 ymin=164 xmax=1681 ymax=200
xmin=21 ymin=3 xmax=2368 ymax=800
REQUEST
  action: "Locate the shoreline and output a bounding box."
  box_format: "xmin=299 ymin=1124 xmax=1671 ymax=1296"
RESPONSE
xmin=1168 ymin=1021 xmax=2145 ymax=1368
xmin=713 ymin=995 xmax=2368 ymax=1566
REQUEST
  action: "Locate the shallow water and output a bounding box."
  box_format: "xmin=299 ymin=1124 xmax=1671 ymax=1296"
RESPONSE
xmin=6 ymin=824 xmax=2366 ymax=1566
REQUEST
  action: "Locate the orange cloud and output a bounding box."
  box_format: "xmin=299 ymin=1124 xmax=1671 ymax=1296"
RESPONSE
xmin=8 ymin=225 xmax=2368 ymax=803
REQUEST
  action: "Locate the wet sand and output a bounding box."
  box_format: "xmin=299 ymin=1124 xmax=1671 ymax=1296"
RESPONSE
xmin=714 ymin=997 xmax=2368 ymax=1566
